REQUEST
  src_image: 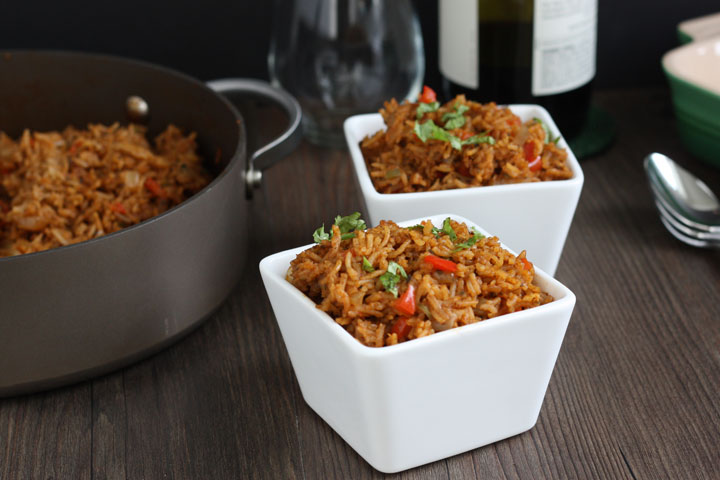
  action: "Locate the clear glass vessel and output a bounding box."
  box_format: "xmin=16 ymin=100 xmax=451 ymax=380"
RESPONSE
xmin=268 ymin=0 xmax=424 ymax=148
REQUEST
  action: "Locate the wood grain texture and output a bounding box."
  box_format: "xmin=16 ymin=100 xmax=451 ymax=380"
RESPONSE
xmin=0 ymin=87 xmax=719 ymax=479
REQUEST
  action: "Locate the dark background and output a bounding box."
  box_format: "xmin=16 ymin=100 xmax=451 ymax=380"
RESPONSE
xmin=1 ymin=1 xmax=718 ymax=90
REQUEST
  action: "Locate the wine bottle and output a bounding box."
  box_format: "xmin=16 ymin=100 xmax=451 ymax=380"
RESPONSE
xmin=438 ymin=0 xmax=597 ymax=139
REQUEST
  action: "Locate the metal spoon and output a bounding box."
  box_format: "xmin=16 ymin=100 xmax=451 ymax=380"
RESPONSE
xmin=647 ymin=174 xmax=720 ymax=234
xmin=653 ymin=197 xmax=720 ymax=244
xmin=659 ymin=215 xmax=720 ymax=248
xmin=644 ymin=152 xmax=720 ymax=226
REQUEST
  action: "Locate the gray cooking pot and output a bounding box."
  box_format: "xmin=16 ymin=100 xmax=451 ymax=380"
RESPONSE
xmin=0 ymin=51 xmax=302 ymax=397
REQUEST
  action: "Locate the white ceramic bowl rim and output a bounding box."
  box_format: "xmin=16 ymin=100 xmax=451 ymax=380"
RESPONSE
xmin=269 ymin=214 xmax=575 ymax=359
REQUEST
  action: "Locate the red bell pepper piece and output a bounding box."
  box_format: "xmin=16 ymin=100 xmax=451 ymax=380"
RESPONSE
xmin=393 ymin=284 xmax=416 ymax=316
xmin=528 ymin=156 xmax=542 ymax=172
xmin=524 ymin=141 xmax=542 ymax=172
xmin=391 ymin=316 xmax=412 ymax=339
xmin=424 ymin=254 xmax=458 ymax=273
xmin=418 ymin=85 xmax=437 ymax=104
xmin=110 ymin=202 xmax=127 ymax=215
xmin=144 ymin=177 xmax=167 ymax=198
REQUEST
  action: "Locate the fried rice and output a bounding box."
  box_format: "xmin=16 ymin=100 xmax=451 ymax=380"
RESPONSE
xmin=360 ymin=95 xmax=573 ymax=193
xmin=0 ymin=123 xmax=212 ymax=257
xmin=288 ymin=217 xmax=553 ymax=347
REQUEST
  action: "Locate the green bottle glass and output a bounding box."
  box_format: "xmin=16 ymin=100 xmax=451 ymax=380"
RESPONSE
xmin=438 ymin=0 xmax=597 ymax=139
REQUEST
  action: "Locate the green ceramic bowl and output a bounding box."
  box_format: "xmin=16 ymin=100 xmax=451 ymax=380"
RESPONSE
xmin=663 ymin=37 xmax=720 ymax=168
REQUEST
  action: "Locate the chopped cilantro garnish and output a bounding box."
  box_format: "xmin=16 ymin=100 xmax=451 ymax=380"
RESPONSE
xmin=362 ymin=256 xmax=374 ymax=272
xmin=379 ymin=261 xmax=407 ymax=297
xmin=414 ymin=119 xmax=444 ymax=143
xmin=416 ymin=101 xmax=440 ymax=119
xmin=335 ymin=212 xmax=366 ymax=234
xmin=452 ymin=227 xmax=485 ymax=251
xmin=462 ymin=134 xmax=496 ymax=146
xmin=533 ymin=117 xmax=561 ymax=144
xmin=313 ymin=212 xmax=367 ymax=243
xmin=406 ymin=224 xmax=425 ymax=231
xmin=313 ymin=225 xmax=330 ymax=243
xmin=415 ymin=119 xmax=495 ymax=151
xmin=442 ymin=104 xmax=470 ymax=129
xmin=444 ymin=116 xmax=466 ymax=130
xmin=388 ymin=261 xmax=407 ymax=278
xmin=442 ymin=217 xmax=457 ymax=241
xmin=447 ymin=134 xmax=463 ymax=151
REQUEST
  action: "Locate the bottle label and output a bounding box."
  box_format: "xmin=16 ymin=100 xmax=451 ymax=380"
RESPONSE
xmin=532 ymin=0 xmax=597 ymax=96
xmin=439 ymin=0 xmax=479 ymax=89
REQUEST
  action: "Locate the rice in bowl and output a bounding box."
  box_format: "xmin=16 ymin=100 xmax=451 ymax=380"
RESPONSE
xmin=360 ymin=90 xmax=572 ymax=194
xmin=287 ymin=214 xmax=552 ymax=347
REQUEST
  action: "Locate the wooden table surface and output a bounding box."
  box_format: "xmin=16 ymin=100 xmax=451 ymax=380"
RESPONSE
xmin=1 ymin=87 xmax=719 ymax=479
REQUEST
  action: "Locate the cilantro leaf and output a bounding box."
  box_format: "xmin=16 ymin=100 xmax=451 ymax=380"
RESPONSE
xmin=447 ymin=133 xmax=463 ymax=150
xmin=429 ymin=218 xmax=457 ymax=239
xmin=379 ymin=261 xmax=407 ymax=297
xmin=335 ymin=212 xmax=366 ymax=234
xmin=380 ymin=274 xmax=400 ymax=297
xmin=415 ymin=119 xmax=452 ymax=144
xmin=444 ymin=116 xmax=466 ymax=130
xmin=414 ymin=119 xmax=436 ymax=142
xmin=312 ymin=212 xmax=367 ymax=243
xmin=432 ymin=128 xmax=452 ymax=143
xmin=533 ymin=117 xmax=561 ymax=144
xmin=452 ymin=227 xmax=485 ymax=251
xmin=462 ymin=134 xmax=495 ymax=146
xmin=416 ymin=101 xmax=440 ymax=119
xmin=406 ymin=224 xmax=425 ymax=231
xmin=388 ymin=261 xmax=408 ymax=279
xmin=442 ymin=217 xmax=457 ymax=241
xmin=313 ymin=224 xmax=330 ymax=243
xmin=415 ymin=119 xmax=494 ymax=151
xmin=442 ymin=104 xmax=469 ymax=129
xmin=362 ymin=256 xmax=375 ymax=272
xmin=533 ymin=117 xmax=551 ymax=144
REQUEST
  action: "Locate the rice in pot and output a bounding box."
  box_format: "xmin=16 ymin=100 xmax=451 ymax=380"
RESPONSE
xmin=0 ymin=123 xmax=212 ymax=257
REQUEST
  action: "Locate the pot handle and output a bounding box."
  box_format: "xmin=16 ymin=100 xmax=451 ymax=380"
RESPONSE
xmin=206 ymin=78 xmax=302 ymax=191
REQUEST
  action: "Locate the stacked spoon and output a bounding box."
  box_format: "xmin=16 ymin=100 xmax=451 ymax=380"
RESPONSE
xmin=644 ymin=152 xmax=720 ymax=248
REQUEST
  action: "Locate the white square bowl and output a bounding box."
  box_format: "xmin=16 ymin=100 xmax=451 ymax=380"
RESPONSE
xmin=343 ymin=105 xmax=584 ymax=276
xmin=260 ymin=214 xmax=576 ymax=473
